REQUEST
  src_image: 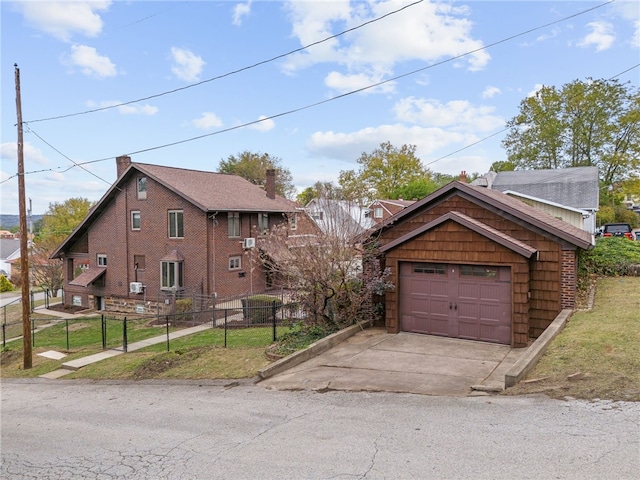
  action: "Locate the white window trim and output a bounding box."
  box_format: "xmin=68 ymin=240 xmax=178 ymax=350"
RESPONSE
xmin=161 ymin=260 xmax=183 ymax=290
xmin=290 ymin=213 xmax=298 ymax=230
xmin=131 ymin=211 xmax=141 ymax=230
xmin=97 ymin=254 xmax=107 ymax=266
xmin=168 ymin=210 xmax=184 ymax=239
xmin=228 ymin=212 xmax=241 ymax=238
xmin=137 ymin=177 xmax=147 ymax=199
xmin=374 ymin=207 xmax=383 ymax=219
xmin=228 ymin=255 xmax=242 ymax=271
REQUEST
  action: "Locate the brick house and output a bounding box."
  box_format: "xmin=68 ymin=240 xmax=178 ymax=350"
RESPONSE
xmin=51 ymin=156 xmax=307 ymax=314
xmin=367 ymin=199 xmax=416 ymax=224
xmin=369 ymin=181 xmax=593 ymax=348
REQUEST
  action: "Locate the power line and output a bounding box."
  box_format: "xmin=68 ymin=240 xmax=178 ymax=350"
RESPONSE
xmin=2 ymin=0 xmax=625 ymax=185
xmin=23 ymin=0 xmax=425 ymax=124
xmin=69 ymin=0 xmax=619 ymax=167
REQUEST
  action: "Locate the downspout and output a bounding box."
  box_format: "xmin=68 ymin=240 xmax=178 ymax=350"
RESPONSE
xmin=210 ymin=212 xmax=218 ymax=299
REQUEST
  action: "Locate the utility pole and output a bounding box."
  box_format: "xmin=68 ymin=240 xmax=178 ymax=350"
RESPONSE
xmin=15 ymin=64 xmax=32 ymax=369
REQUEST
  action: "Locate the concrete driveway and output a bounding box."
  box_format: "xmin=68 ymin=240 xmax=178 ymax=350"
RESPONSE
xmin=258 ymin=327 xmax=527 ymax=396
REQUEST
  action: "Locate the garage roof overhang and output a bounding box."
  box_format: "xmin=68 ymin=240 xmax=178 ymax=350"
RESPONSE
xmin=380 ymin=211 xmax=538 ymax=259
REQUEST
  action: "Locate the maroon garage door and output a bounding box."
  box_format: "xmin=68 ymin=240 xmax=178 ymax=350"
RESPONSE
xmin=399 ymin=262 xmax=512 ymax=344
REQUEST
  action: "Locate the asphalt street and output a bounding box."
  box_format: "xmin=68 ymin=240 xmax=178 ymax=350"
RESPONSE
xmin=1 ymin=379 xmax=638 ymax=479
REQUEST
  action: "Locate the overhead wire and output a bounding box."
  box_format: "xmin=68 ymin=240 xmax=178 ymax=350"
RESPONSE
xmin=23 ymin=0 xmax=426 ymax=124
xmin=2 ymin=0 xmax=624 ymax=185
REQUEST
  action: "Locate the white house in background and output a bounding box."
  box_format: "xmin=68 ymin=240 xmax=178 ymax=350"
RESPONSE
xmin=472 ymin=166 xmax=600 ymax=234
xmin=305 ymin=199 xmax=376 ymax=240
xmin=0 ymin=238 xmax=21 ymax=279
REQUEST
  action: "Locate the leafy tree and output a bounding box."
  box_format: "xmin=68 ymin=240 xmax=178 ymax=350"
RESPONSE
xmin=30 ymin=198 xmax=93 ymax=296
xmin=502 ymin=78 xmax=640 ymax=188
xmin=255 ymin=195 xmax=393 ymax=331
xmin=296 ymin=181 xmax=343 ymax=205
xmin=490 ymin=160 xmax=516 ymax=172
xmin=339 ymin=142 xmax=429 ymax=204
xmin=40 ymin=197 xmax=93 ymax=237
xmin=391 ymin=178 xmax=439 ymax=201
xmin=218 ymin=151 xmax=296 ymax=199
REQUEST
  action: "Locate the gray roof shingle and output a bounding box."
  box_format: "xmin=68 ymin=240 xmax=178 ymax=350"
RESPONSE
xmin=490 ymin=166 xmax=599 ymax=210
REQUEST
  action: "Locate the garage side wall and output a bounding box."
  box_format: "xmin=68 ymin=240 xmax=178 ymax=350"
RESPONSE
xmin=383 ymin=221 xmax=531 ymax=347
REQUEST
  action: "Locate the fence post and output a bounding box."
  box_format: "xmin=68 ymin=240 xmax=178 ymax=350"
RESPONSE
xmin=30 ymin=290 xmax=34 ymax=313
xmin=272 ymin=300 xmax=277 ymax=342
xmin=166 ymin=315 xmax=170 ymax=352
xmin=123 ymin=317 xmax=128 ymax=353
xmin=224 ymin=309 xmax=227 ymax=348
xmin=2 ymin=323 xmax=5 ymax=348
xmin=101 ymin=315 xmax=106 ymax=349
xmin=65 ymin=319 xmax=69 ymax=351
xmin=31 ymin=316 xmax=35 ymax=347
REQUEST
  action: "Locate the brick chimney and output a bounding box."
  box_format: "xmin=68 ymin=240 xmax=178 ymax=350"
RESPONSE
xmin=459 ymin=170 xmax=467 ymax=183
xmin=266 ymin=169 xmax=276 ymax=199
xmin=116 ymin=155 xmax=132 ymax=178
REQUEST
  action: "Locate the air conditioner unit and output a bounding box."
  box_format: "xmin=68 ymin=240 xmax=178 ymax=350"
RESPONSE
xmin=129 ymin=282 xmax=144 ymax=294
xmin=242 ymin=237 xmax=255 ymax=249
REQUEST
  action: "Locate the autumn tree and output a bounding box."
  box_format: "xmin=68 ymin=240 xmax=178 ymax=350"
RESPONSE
xmin=296 ymin=181 xmax=344 ymax=205
xmin=255 ymin=196 xmax=393 ymax=332
xmin=218 ymin=151 xmax=296 ymax=199
xmin=502 ymin=78 xmax=640 ymax=189
xmin=29 ymin=198 xmax=93 ymax=296
xmin=339 ymin=142 xmax=429 ymax=204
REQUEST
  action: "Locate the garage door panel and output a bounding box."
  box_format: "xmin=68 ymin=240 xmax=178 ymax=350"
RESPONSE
xmin=400 ymin=262 xmax=512 ymax=345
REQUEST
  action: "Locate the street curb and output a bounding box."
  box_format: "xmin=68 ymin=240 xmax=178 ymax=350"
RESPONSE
xmin=505 ymin=309 xmax=572 ymax=388
xmin=257 ymin=321 xmax=371 ymax=380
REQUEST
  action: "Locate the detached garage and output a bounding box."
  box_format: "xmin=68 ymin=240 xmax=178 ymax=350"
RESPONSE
xmin=372 ymin=182 xmax=593 ymax=348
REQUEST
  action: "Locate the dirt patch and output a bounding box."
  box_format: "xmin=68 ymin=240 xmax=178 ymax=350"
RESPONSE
xmin=0 ymin=349 xmax=21 ymax=366
xmin=132 ymin=347 xmax=208 ymax=379
xmin=47 ymin=303 xmax=85 ymax=314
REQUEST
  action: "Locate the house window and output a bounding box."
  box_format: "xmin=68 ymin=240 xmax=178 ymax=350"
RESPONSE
xmin=97 ymin=254 xmax=107 ymax=266
xmin=131 ymin=211 xmax=141 ymax=230
xmin=289 ymin=213 xmax=298 ymax=230
xmin=137 ymin=177 xmax=147 ymax=199
xmin=311 ymin=211 xmax=324 ymax=221
xmin=228 ymin=212 xmax=241 ymax=238
xmin=258 ymin=213 xmax=269 ymax=233
xmin=134 ymin=255 xmax=145 ymax=270
xmin=168 ymin=210 xmax=184 ymax=238
xmin=413 ymin=263 xmax=445 ymax=274
xmin=374 ymin=208 xmax=383 ymax=219
xmin=161 ymin=261 xmax=183 ymax=289
xmin=229 ymin=256 xmax=242 ymax=271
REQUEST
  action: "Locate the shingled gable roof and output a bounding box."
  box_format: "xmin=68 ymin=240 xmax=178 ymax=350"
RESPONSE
xmin=373 ymin=181 xmax=593 ymax=250
xmin=133 ymin=163 xmax=297 ymax=213
xmin=51 ymin=162 xmax=298 ymax=259
xmin=380 ymin=211 xmax=538 ymax=258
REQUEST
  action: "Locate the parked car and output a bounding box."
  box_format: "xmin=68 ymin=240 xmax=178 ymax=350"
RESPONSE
xmin=601 ymin=223 xmax=634 ymax=240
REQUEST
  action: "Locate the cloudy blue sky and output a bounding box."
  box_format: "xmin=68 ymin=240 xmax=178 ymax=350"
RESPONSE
xmin=1 ymin=0 xmax=638 ymax=215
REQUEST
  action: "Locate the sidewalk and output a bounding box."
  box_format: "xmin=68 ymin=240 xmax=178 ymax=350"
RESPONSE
xmin=40 ymin=322 xmax=214 ymax=379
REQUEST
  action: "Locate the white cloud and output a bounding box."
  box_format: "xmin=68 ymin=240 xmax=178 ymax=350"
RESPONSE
xmin=95 ymin=101 xmax=158 ymax=115
xmin=307 ymin=124 xmax=470 ymax=163
xmin=63 ymin=45 xmax=117 ymax=78
xmin=248 ymin=116 xmax=275 ymax=132
xmin=282 ymin=0 xmax=490 ymax=88
xmin=527 ymin=84 xmax=544 ymax=98
xmin=192 ymin=112 xmax=223 ymax=129
xmin=482 ymin=86 xmax=501 ymax=99
xmin=171 ymin=47 xmax=206 ymax=82
xmin=325 ymin=71 xmax=395 ymax=95
xmin=1 ymin=142 xmax=49 ymax=165
xmin=578 ymin=21 xmax=615 ymax=52
xmin=233 ymin=1 xmax=252 ymax=26
xmin=17 ymin=1 xmax=111 ymax=42
xmin=393 ymin=97 xmax=503 ymax=132
xmin=610 ymin=0 xmax=640 ymax=48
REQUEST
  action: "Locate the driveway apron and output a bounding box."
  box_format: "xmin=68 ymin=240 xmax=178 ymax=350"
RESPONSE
xmin=258 ymin=327 xmax=525 ymax=396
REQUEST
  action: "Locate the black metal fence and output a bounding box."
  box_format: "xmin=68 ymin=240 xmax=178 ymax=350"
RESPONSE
xmin=2 ymin=299 xmax=303 ymax=353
